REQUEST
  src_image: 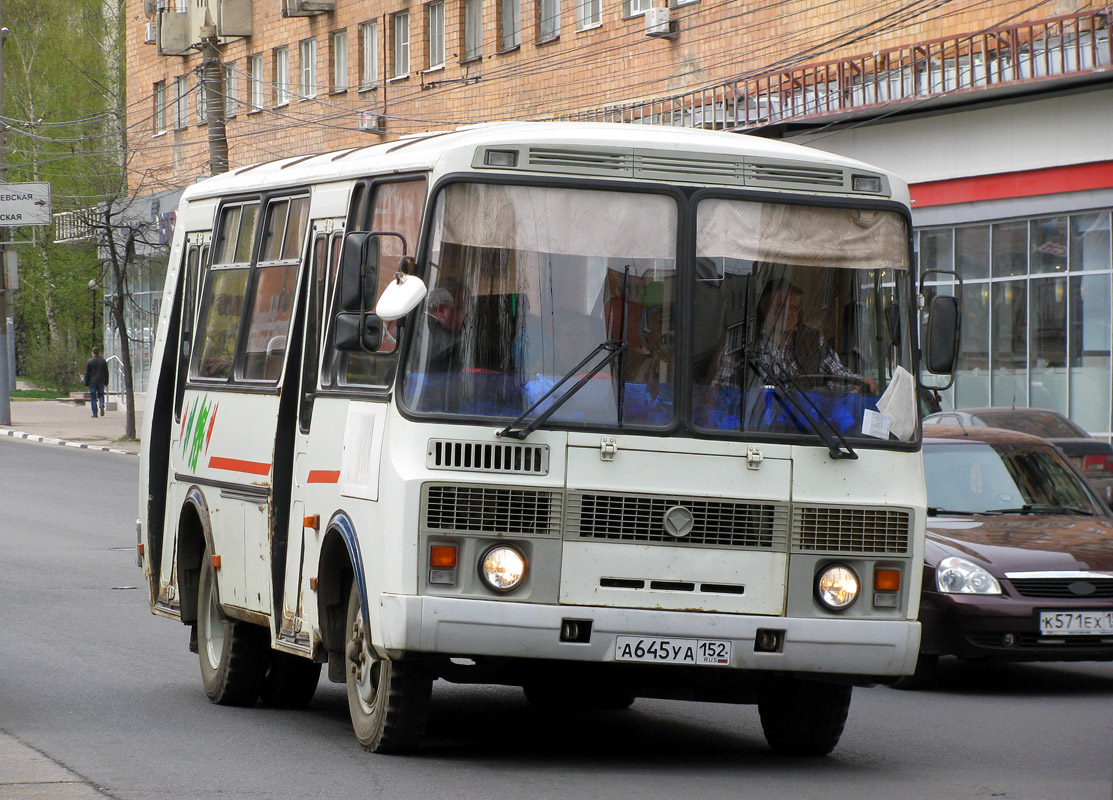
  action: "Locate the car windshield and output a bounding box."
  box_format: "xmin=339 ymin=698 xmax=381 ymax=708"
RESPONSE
xmin=400 ymin=182 xmax=917 ymax=444
xmin=924 ymin=442 xmax=1104 ymax=515
xmin=975 ymin=411 xmax=1088 ymax=439
xmin=402 ymin=182 xmax=678 ymax=428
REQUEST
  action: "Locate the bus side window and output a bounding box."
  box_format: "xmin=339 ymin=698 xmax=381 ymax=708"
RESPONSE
xmin=330 ymin=178 xmax=426 ymax=388
xmin=174 ymin=243 xmax=202 ymax=419
xmin=299 ymin=232 xmax=332 ymax=433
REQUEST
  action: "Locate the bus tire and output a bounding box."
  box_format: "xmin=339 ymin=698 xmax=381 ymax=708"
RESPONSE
xmin=260 ymin=652 xmax=322 ymax=708
xmin=197 ymin=549 xmax=269 ymax=706
xmin=757 ymin=678 xmax=852 ymax=756
xmin=344 ymin=581 xmax=431 ymax=753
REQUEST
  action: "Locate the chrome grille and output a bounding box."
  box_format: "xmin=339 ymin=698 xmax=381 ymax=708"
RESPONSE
xmin=427 ymin=439 xmax=549 ymax=475
xmin=792 ymin=505 xmax=911 ymax=554
xmin=1008 ymin=578 xmax=1113 ymax=599
xmin=422 ymin=484 xmax=560 ymax=536
xmin=568 ymin=491 xmax=789 ymax=550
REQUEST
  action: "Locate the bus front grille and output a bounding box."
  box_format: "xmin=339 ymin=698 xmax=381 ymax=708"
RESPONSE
xmin=422 ymin=484 xmax=561 ymax=536
xmin=567 ymin=491 xmax=789 ymax=550
xmin=791 ymin=505 xmax=912 ymax=555
xmin=427 ymin=439 xmax=549 ymax=476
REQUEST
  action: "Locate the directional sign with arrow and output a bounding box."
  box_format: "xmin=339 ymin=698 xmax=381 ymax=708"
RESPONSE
xmin=0 ymin=182 xmax=52 ymax=227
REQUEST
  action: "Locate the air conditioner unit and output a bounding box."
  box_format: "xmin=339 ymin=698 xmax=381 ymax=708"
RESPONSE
xmin=358 ymin=111 xmax=385 ymax=133
xmin=645 ymin=7 xmax=676 ymax=38
xmin=144 ymin=21 xmax=158 ymax=44
xmin=283 ymin=0 xmax=335 ymax=17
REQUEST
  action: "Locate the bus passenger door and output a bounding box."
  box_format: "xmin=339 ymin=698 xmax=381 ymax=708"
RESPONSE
xmin=278 ymin=219 xmax=343 ymax=650
xmin=157 ymin=231 xmax=209 ymax=615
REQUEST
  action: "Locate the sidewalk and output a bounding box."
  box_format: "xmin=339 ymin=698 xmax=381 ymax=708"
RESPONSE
xmin=0 ymin=393 xmax=145 ymax=456
xmin=0 ymin=731 xmax=109 ymax=798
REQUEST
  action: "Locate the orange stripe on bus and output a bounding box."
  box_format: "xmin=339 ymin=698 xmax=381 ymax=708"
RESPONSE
xmin=208 ymin=456 xmax=272 ymax=476
xmin=307 ymin=470 xmax=341 ymax=484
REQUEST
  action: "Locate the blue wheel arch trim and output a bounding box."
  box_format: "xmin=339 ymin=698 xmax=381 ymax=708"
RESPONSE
xmin=327 ymin=512 xmax=370 ymax=631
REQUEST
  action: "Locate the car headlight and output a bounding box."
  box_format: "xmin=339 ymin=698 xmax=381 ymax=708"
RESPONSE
xmin=935 ymin=556 xmax=1001 ymax=594
xmin=479 ymin=545 xmax=527 ymax=593
xmin=815 ymin=564 xmax=860 ymax=611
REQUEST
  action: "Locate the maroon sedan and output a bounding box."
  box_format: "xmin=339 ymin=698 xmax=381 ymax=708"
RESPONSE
xmin=903 ymin=425 xmax=1113 ymax=687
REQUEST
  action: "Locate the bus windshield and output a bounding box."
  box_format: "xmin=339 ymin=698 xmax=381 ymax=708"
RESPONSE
xmin=400 ymin=182 xmax=916 ymax=443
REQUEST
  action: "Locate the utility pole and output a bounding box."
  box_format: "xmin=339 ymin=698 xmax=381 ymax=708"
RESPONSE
xmin=0 ymin=0 xmax=11 ymax=426
xmin=200 ymin=12 xmax=228 ymax=176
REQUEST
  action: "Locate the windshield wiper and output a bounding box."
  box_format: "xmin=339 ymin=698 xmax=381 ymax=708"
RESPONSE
xmin=746 ymin=356 xmax=857 ymax=460
xmin=497 ymin=338 xmax=626 ymax=441
xmin=986 ymin=503 xmax=1095 ymax=516
xmin=927 ymin=507 xmax=976 ymax=516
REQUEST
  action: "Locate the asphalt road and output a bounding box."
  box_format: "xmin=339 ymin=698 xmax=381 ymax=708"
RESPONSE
xmin=2 ymin=436 xmax=1111 ymax=800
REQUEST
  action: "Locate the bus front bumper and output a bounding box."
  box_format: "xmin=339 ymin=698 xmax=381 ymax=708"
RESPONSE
xmin=378 ymin=594 xmax=920 ymax=678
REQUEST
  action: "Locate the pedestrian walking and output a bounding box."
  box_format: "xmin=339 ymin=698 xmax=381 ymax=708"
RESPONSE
xmin=83 ymin=347 xmax=109 ymax=418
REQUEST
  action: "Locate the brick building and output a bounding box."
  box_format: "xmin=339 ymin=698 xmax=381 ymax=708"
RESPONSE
xmin=124 ymin=0 xmax=1113 ymax=441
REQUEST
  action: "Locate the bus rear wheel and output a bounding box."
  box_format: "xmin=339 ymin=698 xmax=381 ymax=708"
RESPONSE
xmin=197 ymin=548 xmax=269 ymax=706
xmin=757 ymin=678 xmax=852 ymax=756
xmin=344 ymin=582 xmax=431 ymax=753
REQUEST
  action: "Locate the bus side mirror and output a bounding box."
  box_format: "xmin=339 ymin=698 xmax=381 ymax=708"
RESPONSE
xmin=333 ymin=312 xmax=384 ymax=352
xmin=924 ymin=294 xmax=960 ymax=376
xmin=339 ymin=232 xmax=380 ymax=312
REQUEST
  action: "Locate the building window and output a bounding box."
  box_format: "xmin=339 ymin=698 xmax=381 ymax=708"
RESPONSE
xmin=225 ymin=63 xmax=238 ymax=118
xmin=499 ymin=0 xmax=520 ymax=50
xmin=153 ymin=81 xmax=167 ymax=134
xmin=624 ymin=0 xmax=651 ymax=15
xmin=274 ymin=46 xmax=291 ymax=106
xmin=360 ymin=21 xmax=379 ymax=88
xmin=332 ymin=30 xmax=349 ymax=92
xmin=463 ymin=0 xmax=483 ymax=61
xmin=173 ymin=75 xmax=189 ymax=129
xmin=391 ymin=12 xmax=410 ymax=79
xmin=427 ymin=1 xmax=445 ymax=69
xmin=299 ymin=38 xmax=317 ymax=99
xmin=195 ymin=76 xmax=207 ymax=125
xmin=248 ymin=54 xmax=264 ymax=111
xmin=539 ymin=0 xmax=560 ymax=41
xmin=576 ymin=0 xmax=600 ymax=30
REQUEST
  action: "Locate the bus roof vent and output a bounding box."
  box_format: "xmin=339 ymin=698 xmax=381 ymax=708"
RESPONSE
xmin=743 ymin=159 xmax=848 ymax=193
xmin=635 ymin=152 xmax=742 ymax=185
xmin=526 ymin=146 xmax=633 ymax=177
xmin=427 ymin=439 xmax=549 ymax=476
xmin=791 ymin=505 xmax=911 ymax=554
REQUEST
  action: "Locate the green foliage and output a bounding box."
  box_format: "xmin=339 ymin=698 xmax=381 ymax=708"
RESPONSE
xmin=23 ymin=334 xmax=85 ymax=393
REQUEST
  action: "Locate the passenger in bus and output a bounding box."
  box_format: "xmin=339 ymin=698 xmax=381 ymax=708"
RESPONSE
xmin=424 ymin=282 xmax=468 ymax=372
xmin=752 ymin=279 xmax=877 ymax=393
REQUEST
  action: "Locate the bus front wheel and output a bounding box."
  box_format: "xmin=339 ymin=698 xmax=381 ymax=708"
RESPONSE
xmin=757 ymin=678 xmax=852 ymax=756
xmin=344 ymin=582 xmax=431 ymax=753
xmin=197 ymin=548 xmax=269 ymax=706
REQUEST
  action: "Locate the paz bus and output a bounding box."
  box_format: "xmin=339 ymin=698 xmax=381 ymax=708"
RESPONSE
xmin=138 ymin=121 xmax=957 ymax=756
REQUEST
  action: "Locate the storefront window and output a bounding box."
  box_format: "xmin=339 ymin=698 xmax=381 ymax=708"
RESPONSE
xmin=991 ymin=221 xmax=1028 ymax=278
xmin=955 ymin=281 xmax=989 ymax=408
xmin=1028 ymin=276 xmax=1067 ymax=414
xmin=1030 ymin=217 xmax=1068 ymax=275
xmin=955 ymin=225 xmax=989 ymax=279
xmin=1070 ymin=273 xmax=1112 ymax=433
xmin=991 ymin=280 xmax=1027 ymax=405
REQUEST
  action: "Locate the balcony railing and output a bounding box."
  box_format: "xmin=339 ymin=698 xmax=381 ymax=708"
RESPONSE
xmin=559 ymin=8 xmax=1112 ymax=131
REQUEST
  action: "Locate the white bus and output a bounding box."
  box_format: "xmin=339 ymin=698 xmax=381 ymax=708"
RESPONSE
xmin=139 ymin=122 xmax=956 ymax=756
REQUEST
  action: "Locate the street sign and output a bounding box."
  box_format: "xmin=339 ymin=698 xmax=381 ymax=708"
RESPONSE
xmin=0 ymin=182 xmax=52 ymax=227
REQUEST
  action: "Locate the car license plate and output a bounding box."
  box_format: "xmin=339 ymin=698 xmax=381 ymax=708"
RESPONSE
xmin=614 ymin=636 xmax=731 ymax=666
xmin=1038 ymin=610 xmax=1113 ymax=636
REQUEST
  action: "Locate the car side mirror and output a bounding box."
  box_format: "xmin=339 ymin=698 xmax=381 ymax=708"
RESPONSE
xmin=333 ymin=312 xmax=384 ymax=352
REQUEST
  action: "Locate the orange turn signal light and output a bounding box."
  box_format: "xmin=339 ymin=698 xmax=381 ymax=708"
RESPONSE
xmin=211 ymin=554 xmax=222 ymax=569
xmin=430 ymin=544 xmax=458 ymax=569
xmin=874 ymin=568 xmax=901 ymax=592
xmin=303 ymin=515 xmax=320 ymax=531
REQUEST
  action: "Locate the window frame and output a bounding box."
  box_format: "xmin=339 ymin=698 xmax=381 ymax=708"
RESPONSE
xmin=391 ymin=12 xmax=411 ymax=80
xmin=538 ymin=0 xmax=560 ymax=42
xmin=173 ymin=75 xmax=189 ymax=130
xmin=462 ymin=0 xmax=483 ymax=61
xmin=248 ymin=54 xmax=265 ymax=111
xmin=274 ymin=46 xmax=291 ymax=107
xmin=299 ymin=37 xmax=318 ymax=99
xmin=153 ymin=81 xmax=167 ymax=134
xmin=359 ymin=20 xmax=379 ymax=89
xmin=331 ymin=29 xmax=349 ymax=92
xmin=575 ymin=0 xmax=601 ymax=30
xmin=427 ymin=0 xmax=446 ymax=70
xmin=499 ymin=0 xmax=521 ymax=51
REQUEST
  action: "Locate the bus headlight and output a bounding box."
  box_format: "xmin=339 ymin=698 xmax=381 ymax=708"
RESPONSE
xmin=816 ymin=564 xmax=860 ymax=611
xmin=479 ymin=545 xmax=527 ymax=593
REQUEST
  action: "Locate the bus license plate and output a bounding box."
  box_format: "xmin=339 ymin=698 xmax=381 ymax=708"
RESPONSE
xmin=615 ymin=636 xmax=731 ymax=666
xmin=1039 ymin=610 xmax=1113 ymax=636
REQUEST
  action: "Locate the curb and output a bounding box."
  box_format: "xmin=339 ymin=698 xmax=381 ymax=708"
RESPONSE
xmin=0 ymin=428 xmax=139 ymax=456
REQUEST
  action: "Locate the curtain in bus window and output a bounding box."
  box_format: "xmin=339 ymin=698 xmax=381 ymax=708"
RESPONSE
xmin=193 ymin=268 xmax=249 ymax=379
xmin=697 ymin=201 xmax=909 ymax=272
xmin=242 ymin=264 xmax=299 ymax=381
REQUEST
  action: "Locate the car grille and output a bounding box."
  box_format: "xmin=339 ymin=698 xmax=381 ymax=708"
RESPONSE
xmin=567 ymin=491 xmax=789 ymax=550
xmin=422 ymin=484 xmax=561 ymax=536
xmin=1008 ymin=577 xmax=1113 ymax=599
xmin=791 ymin=505 xmax=912 ymax=555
